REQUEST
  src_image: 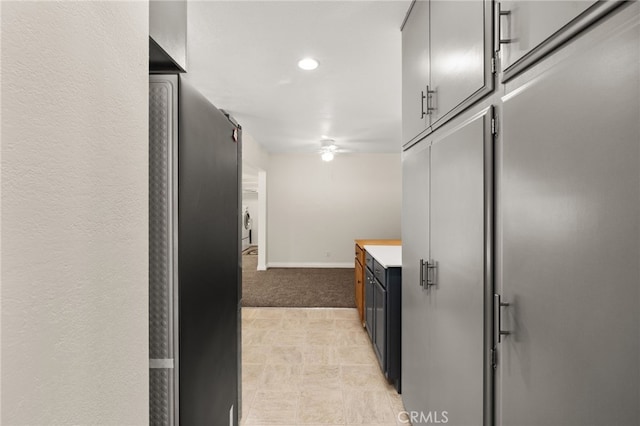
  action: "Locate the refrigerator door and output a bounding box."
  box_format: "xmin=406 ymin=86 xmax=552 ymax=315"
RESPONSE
xmin=178 ymin=77 xmax=241 ymax=425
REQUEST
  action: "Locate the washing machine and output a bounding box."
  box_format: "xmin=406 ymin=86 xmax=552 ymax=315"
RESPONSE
xmin=241 ymin=205 xmax=252 ymax=251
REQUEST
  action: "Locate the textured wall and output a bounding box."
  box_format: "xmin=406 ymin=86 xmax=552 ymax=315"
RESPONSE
xmin=268 ymin=153 xmax=401 ymax=266
xmin=1 ymin=2 xmax=149 ymax=424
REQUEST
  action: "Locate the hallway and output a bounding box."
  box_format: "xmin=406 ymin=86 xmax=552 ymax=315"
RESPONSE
xmin=241 ymin=308 xmax=406 ymax=425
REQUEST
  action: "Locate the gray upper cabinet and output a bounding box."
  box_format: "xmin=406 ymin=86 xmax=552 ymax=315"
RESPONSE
xmin=499 ymin=1 xmax=591 ymax=70
xmin=497 ymin=0 xmax=626 ymax=81
xmin=402 ymin=0 xmax=493 ymax=147
xmin=402 ymin=0 xmax=430 ymax=146
xmin=429 ymin=0 xmax=493 ymax=130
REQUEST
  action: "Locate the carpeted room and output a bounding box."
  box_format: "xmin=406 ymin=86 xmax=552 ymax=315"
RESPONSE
xmin=241 ymin=247 xmax=355 ymax=308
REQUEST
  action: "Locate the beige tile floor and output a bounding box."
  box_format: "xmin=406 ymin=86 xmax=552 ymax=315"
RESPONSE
xmin=240 ymin=307 xmax=408 ymax=426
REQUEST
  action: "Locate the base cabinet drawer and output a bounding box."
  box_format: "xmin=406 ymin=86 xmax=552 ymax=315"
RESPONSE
xmin=373 ymin=259 xmax=386 ymax=287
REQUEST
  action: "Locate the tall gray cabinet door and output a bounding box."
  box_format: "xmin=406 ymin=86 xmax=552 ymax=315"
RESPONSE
xmin=499 ymin=7 xmax=640 ymax=425
xmin=401 ymin=140 xmax=430 ymax=415
xmin=402 ymin=0 xmax=429 ymax=146
xmin=430 ymin=0 xmax=492 ymax=130
xmin=427 ymin=110 xmax=491 ymax=425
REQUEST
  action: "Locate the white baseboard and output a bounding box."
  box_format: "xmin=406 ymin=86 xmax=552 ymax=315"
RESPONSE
xmin=266 ymin=262 xmax=354 ymax=269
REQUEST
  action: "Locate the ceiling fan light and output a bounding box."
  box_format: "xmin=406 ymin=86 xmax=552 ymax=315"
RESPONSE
xmin=321 ymin=151 xmax=335 ymax=162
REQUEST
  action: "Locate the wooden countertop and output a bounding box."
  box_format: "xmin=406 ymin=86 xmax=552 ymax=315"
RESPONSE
xmin=354 ymin=239 xmax=401 ymax=249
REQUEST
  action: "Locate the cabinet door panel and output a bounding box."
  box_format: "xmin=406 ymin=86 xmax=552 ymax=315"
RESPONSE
xmin=427 ymin=111 xmax=490 ymax=425
xmin=430 ymin=0 xmax=492 ymax=130
xmin=365 ymin=268 xmax=375 ymax=341
xmin=401 ymin=141 xmax=431 ymax=414
xmin=499 ymin=8 xmax=639 ymax=425
xmin=500 ymin=1 xmax=594 ymax=70
xmin=373 ymin=278 xmax=387 ymax=370
xmin=402 ymin=0 xmax=429 ymax=146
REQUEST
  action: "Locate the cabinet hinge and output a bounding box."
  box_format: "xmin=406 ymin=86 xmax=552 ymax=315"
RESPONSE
xmin=491 ymin=348 xmax=498 ymax=369
xmin=491 ymin=57 xmax=496 ymax=74
xmin=491 ymin=117 xmax=497 ymax=136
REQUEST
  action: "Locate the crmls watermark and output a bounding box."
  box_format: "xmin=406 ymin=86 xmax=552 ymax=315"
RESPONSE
xmin=397 ymin=410 xmax=449 ymax=424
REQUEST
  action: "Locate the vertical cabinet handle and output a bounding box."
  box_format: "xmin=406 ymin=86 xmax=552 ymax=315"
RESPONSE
xmin=421 ymin=87 xmax=436 ymax=119
xmin=425 ymin=86 xmax=436 ymax=115
xmin=497 ymin=3 xmax=512 ymax=47
xmin=426 ymin=259 xmax=436 ymax=287
xmin=494 ymin=293 xmax=511 ymax=343
xmin=419 ymin=259 xmax=436 ymax=288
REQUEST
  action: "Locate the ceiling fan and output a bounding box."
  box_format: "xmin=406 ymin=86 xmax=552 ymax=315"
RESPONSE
xmin=318 ymin=138 xmax=349 ymax=162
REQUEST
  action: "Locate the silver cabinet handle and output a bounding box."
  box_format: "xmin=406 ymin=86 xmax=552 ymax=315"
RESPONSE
xmin=421 ymin=91 xmax=427 ymax=118
xmin=498 ymin=2 xmax=512 ymax=46
xmin=420 ymin=259 xmax=436 ymax=288
xmin=425 ymin=259 xmax=436 ymax=287
xmin=425 ymin=86 xmax=436 ymax=115
xmin=494 ymin=293 xmax=511 ymax=343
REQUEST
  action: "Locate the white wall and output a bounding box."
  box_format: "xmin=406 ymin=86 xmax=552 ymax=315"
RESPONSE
xmin=241 ymin=131 xmax=268 ymax=246
xmin=267 ymin=153 xmax=401 ymax=267
xmin=243 ymin=131 xmax=270 ymax=173
xmin=242 ymin=130 xmax=269 ymax=263
xmin=1 ymin=2 xmax=149 ymax=424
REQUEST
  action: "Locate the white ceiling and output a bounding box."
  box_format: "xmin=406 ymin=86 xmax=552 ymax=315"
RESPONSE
xmin=186 ymin=1 xmax=410 ymax=154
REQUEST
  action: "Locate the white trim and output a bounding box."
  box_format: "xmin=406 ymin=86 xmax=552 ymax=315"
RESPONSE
xmin=257 ymin=170 xmax=267 ymax=271
xmin=267 ymin=262 xmax=354 ymax=269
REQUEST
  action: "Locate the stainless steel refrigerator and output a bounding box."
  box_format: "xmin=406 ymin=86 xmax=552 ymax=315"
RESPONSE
xmin=149 ymin=74 xmax=241 ymax=425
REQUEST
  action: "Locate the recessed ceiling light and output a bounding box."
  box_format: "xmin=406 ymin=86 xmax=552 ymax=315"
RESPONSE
xmin=298 ymin=57 xmax=319 ymax=71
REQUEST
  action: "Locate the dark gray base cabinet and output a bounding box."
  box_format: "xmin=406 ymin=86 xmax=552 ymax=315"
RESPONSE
xmin=364 ymin=252 xmax=402 ymax=392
